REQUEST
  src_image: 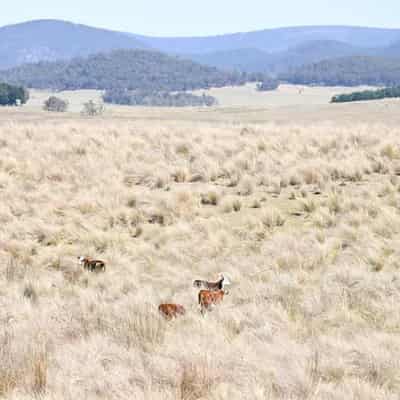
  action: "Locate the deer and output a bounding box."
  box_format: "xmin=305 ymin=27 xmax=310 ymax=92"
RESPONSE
xmin=77 ymin=256 xmax=106 ymax=272
xmin=158 ymin=304 xmax=186 ymax=320
xmin=198 ymin=289 xmax=227 ymax=314
xmin=193 ymin=274 xmax=231 ymax=291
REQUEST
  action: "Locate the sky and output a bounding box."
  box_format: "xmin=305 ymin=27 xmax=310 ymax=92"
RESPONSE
xmin=1 ymin=0 xmax=400 ymax=37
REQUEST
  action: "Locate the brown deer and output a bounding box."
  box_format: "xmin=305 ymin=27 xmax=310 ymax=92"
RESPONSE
xmin=77 ymin=256 xmax=106 ymax=272
xmin=158 ymin=304 xmax=186 ymax=320
xmin=198 ymin=289 xmax=227 ymax=314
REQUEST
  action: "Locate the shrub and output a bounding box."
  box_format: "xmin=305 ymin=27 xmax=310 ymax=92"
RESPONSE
xmin=81 ymin=100 xmax=104 ymax=116
xmin=43 ymin=96 xmax=68 ymax=112
xmin=256 ymin=78 xmax=280 ymax=91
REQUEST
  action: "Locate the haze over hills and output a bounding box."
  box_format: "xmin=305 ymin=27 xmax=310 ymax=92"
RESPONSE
xmin=1 ymin=18 xmax=400 ymax=88
xmin=132 ymin=26 xmax=400 ymax=54
xmin=0 ymin=19 xmax=148 ymax=69
xmin=189 ymin=40 xmax=372 ymax=73
xmin=1 ymin=19 xmax=400 ymax=72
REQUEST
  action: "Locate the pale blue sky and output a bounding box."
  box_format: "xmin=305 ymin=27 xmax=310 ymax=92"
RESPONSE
xmin=1 ymin=0 xmax=399 ymax=36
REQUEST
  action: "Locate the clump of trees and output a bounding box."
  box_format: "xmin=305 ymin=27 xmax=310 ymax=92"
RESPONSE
xmin=332 ymin=87 xmax=400 ymax=103
xmin=256 ymin=78 xmax=280 ymax=91
xmin=103 ymin=89 xmax=217 ymax=107
xmin=81 ymin=100 xmax=105 ymax=116
xmin=43 ymin=96 xmax=68 ymax=112
xmin=0 ymin=83 xmax=29 ymax=105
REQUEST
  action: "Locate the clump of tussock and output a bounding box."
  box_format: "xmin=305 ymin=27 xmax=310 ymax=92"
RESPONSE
xmin=126 ymin=195 xmax=137 ymax=208
xmin=30 ymin=349 xmax=48 ymax=396
xmin=201 ymin=191 xmax=220 ymax=206
xmin=117 ymin=307 xmax=166 ymax=350
xmin=178 ymin=359 xmax=222 ymax=400
xmin=4 ymin=256 xmax=26 ymax=282
xmin=172 ymin=168 xmax=188 ymax=183
xmin=249 ymin=198 xmax=262 ymax=208
xmin=380 ymin=143 xmax=400 ymax=160
xmin=237 ymin=176 xmax=254 ymax=196
xmin=23 ymin=282 xmax=38 ymax=305
xmin=0 ymin=332 xmax=25 ymax=397
xmin=220 ymin=196 xmax=242 ymax=213
xmin=300 ymin=167 xmax=322 ymax=185
xmin=171 ymin=190 xmax=198 ymax=218
xmin=326 ymin=192 xmax=342 ymax=215
xmin=261 ymin=209 xmax=286 ymax=229
xmin=188 ymin=172 xmax=206 ymax=183
xmin=371 ymin=159 xmax=389 ymax=175
xmin=288 ymin=173 xmax=302 ymax=186
xmin=313 ymin=207 xmax=336 ymax=229
xmin=175 ymin=142 xmax=191 ymax=157
xmin=299 ymin=198 xmax=318 ymax=214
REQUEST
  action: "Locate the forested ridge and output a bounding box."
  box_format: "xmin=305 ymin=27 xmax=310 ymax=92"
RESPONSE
xmin=0 ymin=49 xmax=250 ymax=92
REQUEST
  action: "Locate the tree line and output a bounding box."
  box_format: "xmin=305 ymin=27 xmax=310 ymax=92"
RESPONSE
xmin=103 ymin=89 xmax=217 ymax=107
xmin=331 ymin=87 xmax=400 ymax=103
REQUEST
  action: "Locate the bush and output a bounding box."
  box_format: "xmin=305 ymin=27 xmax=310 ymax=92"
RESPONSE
xmin=0 ymin=83 xmax=29 ymax=106
xmin=81 ymin=100 xmax=104 ymax=116
xmin=256 ymin=78 xmax=280 ymax=91
xmin=43 ymin=96 xmax=68 ymax=112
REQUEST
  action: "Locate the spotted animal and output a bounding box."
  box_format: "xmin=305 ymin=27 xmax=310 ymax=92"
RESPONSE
xmin=193 ymin=274 xmax=231 ymax=291
xmin=78 ymin=256 xmax=106 ymax=272
xmin=158 ymin=304 xmax=186 ymax=320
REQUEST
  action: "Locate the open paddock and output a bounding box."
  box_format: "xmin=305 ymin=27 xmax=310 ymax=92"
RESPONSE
xmin=0 ymin=94 xmax=400 ymax=399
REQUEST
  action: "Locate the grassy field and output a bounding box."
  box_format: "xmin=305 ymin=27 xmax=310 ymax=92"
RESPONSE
xmin=3 ymin=85 xmax=399 ymax=126
xmin=1 ymin=89 xmax=400 ymax=399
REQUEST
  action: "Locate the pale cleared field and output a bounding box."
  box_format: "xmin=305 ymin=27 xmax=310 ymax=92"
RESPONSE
xmin=2 ymin=85 xmax=399 ymax=126
xmin=1 ymin=94 xmax=400 ymax=399
xmin=194 ymin=83 xmax=378 ymax=107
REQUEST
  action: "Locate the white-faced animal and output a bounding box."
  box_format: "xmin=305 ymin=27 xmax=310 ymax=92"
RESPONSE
xmin=78 ymin=256 xmax=106 ymax=272
xmin=193 ymin=274 xmax=231 ymax=291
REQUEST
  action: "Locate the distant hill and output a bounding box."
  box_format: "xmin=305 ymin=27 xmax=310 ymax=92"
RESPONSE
xmin=2 ymin=20 xmax=400 ymax=76
xmin=189 ymin=40 xmax=371 ymax=74
xmin=0 ymin=49 xmax=249 ymax=91
xmin=280 ymin=56 xmax=400 ymax=86
xmin=0 ymin=19 xmax=147 ymax=69
xmin=381 ymin=40 xmax=400 ymax=57
xmin=132 ymin=26 xmax=400 ymax=54
xmin=188 ymin=48 xmax=272 ymax=73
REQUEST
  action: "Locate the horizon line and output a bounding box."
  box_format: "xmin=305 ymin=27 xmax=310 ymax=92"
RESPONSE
xmin=1 ymin=18 xmax=399 ymax=38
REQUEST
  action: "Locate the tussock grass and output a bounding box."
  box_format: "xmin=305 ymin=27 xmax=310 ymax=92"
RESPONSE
xmin=1 ymin=118 xmax=400 ymax=399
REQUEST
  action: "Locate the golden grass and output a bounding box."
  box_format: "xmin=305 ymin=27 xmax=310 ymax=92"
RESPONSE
xmin=1 ymin=110 xmax=400 ymax=399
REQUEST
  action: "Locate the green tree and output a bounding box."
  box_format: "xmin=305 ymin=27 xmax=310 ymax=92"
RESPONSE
xmin=0 ymin=83 xmax=29 ymax=105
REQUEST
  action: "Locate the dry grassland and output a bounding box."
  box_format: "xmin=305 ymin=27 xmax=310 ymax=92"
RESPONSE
xmin=1 ymin=103 xmax=400 ymax=399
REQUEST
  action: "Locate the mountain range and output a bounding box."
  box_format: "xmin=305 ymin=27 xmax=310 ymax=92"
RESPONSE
xmin=1 ymin=19 xmax=400 ymax=74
